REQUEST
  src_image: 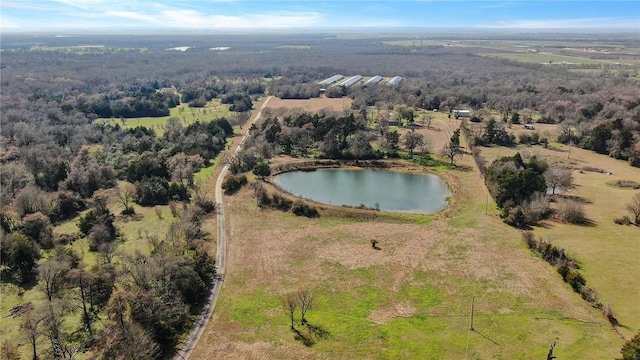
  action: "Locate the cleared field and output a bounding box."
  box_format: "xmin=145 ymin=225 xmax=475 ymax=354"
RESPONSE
xmin=266 ymin=97 xmax=352 ymax=113
xmin=481 ymin=52 xmax=615 ymax=65
xmin=476 ymin=138 xmax=640 ymax=340
xmin=191 ymin=117 xmax=623 ymax=358
xmin=95 ymin=99 xmax=233 ymax=136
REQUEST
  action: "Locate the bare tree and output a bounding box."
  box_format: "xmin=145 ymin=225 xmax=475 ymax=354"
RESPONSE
xmin=39 ymin=259 xmax=70 ymax=302
xmin=626 ymin=193 xmax=640 ymax=225
xmin=544 ymin=167 xmax=573 ymax=195
xmin=97 ymin=241 xmax=119 ymax=265
xmin=68 ymin=265 xmax=95 ymax=335
xmin=298 ymin=289 xmax=314 ymax=325
xmin=282 ymin=293 xmax=298 ymax=329
xmin=117 ymin=183 xmax=136 ymax=214
xmin=21 ymin=306 xmax=44 ymax=360
xmin=42 ymin=301 xmax=80 ymax=360
xmin=440 ymin=142 xmax=463 ymax=166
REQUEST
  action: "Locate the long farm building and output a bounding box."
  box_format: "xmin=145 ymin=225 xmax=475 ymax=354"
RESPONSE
xmin=339 ymin=75 xmax=363 ymax=88
xmin=318 ymin=75 xmax=344 ymax=86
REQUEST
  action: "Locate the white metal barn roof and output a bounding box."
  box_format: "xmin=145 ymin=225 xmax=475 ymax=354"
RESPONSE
xmin=318 ymin=75 xmax=344 ymax=86
xmin=339 ymin=75 xmax=363 ymax=88
xmin=363 ymin=76 xmax=383 ymax=86
xmin=387 ymin=76 xmax=404 ymax=86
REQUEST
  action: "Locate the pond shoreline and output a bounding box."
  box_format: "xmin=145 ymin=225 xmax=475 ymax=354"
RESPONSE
xmin=267 ymin=159 xmax=455 ymax=214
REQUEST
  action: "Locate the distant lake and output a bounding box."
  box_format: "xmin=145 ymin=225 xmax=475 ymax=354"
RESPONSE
xmin=273 ymin=169 xmax=451 ymax=213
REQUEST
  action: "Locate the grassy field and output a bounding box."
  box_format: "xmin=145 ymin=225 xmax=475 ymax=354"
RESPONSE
xmin=267 ymin=97 xmax=352 ymax=113
xmin=190 ymin=112 xmax=624 ymax=359
xmin=481 ymin=52 xmax=618 ymax=66
xmin=474 ymin=133 xmax=640 ymax=340
xmin=191 ymin=166 xmax=621 ymax=359
xmin=384 ymin=38 xmax=640 ymax=68
xmin=95 ymin=99 xmax=233 ymax=136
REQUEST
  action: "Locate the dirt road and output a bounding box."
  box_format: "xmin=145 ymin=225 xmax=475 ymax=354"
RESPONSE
xmin=174 ymin=96 xmax=273 ymax=360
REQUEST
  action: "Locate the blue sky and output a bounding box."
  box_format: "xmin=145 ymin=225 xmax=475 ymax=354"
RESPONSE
xmin=1 ymin=1 xmax=639 ymax=32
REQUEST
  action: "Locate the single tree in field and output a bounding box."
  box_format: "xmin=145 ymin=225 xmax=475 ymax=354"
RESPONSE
xmin=404 ymin=130 xmax=424 ymax=158
xmin=282 ymin=293 xmax=298 ymax=329
xmin=298 ymin=289 xmax=314 ymax=325
xmin=441 ymin=142 xmax=463 ymax=166
xmin=117 ymin=183 xmax=136 ymax=215
xmin=626 ymin=193 xmax=640 ymax=225
xmin=544 ymin=167 xmax=573 ymax=195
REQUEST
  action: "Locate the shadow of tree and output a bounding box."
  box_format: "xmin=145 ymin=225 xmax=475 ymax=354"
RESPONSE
xmin=292 ymin=327 xmax=315 ymax=347
xmin=305 ymin=322 xmax=331 ymax=340
xmin=291 ymin=322 xmax=331 ymax=347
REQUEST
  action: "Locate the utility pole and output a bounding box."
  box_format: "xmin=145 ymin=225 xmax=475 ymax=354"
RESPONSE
xmin=485 ymin=193 xmax=489 ymax=215
xmin=470 ymin=297 xmax=475 ymax=331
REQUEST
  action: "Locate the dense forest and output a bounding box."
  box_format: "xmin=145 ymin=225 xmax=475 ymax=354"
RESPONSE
xmin=1 ymin=32 xmax=639 ymax=359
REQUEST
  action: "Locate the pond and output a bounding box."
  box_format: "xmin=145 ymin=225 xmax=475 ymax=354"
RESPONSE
xmin=273 ymin=169 xmax=452 ymax=213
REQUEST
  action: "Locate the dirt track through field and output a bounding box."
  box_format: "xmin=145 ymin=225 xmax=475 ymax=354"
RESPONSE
xmin=174 ymin=96 xmax=273 ymax=360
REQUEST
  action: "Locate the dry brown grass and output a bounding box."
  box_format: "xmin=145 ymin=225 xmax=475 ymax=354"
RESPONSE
xmin=190 ymin=144 xmax=620 ymax=359
xmin=266 ymin=97 xmax=352 ymax=113
xmin=189 ymin=106 xmax=624 ymax=359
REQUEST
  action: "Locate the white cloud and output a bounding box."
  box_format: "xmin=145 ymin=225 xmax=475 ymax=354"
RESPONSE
xmin=479 ymin=17 xmax=640 ymax=29
xmin=2 ymin=0 xmax=325 ymax=30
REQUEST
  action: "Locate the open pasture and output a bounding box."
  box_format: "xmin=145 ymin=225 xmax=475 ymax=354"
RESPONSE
xmin=266 ymin=97 xmax=352 ymax=113
xmin=474 ymin=129 xmax=640 ymax=340
xmin=481 ymin=52 xmax=617 ymax=65
xmin=96 ymin=99 xmax=233 ymax=136
xmin=191 ymin=137 xmax=623 ymax=358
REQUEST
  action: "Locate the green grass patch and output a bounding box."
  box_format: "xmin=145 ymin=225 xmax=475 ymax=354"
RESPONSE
xmin=481 ymin=52 xmax=614 ymax=66
xmin=194 ymin=162 xmax=217 ymax=184
xmin=95 ymin=99 xmax=233 ymax=136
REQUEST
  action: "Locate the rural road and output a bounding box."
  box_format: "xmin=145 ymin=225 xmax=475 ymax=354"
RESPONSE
xmin=174 ymin=96 xmax=273 ymax=360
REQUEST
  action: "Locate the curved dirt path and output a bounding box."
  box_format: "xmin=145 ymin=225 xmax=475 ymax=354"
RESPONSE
xmin=174 ymin=96 xmax=273 ymax=360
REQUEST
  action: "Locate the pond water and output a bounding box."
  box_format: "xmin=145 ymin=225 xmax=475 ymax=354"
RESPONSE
xmin=273 ymin=169 xmax=452 ymax=213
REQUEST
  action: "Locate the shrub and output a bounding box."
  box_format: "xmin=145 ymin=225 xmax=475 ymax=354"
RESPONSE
xmin=614 ymin=215 xmax=632 ymax=225
xmin=522 ymin=231 xmax=537 ymax=249
xmin=566 ymin=270 xmax=586 ymax=292
xmin=522 ymin=193 xmax=551 ymax=224
xmin=271 ymin=194 xmax=293 ymax=211
xmin=603 ymin=305 xmax=619 ymax=326
xmin=121 ymin=206 xmax=135 ymax=216
xmin=292 ymin=201 xmax=319 ymax=218
xmin=618 ymin=331 xmax=640 ymax=360
xmin=195 ymin=199 xmax=216 ymax=214
xmin=169 ymin=201 xmax=179 ymax=217
xmin=504 ymin=206 xmax=527 ymax=228
xmin=557 ymin=199 xmax=586 ymax=224
xmin=222 ymin=174 xmax=247 ymax=195
xmin=253 ymin=182 xmax=271 ymax=207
